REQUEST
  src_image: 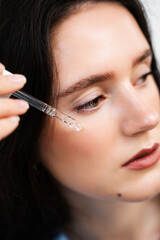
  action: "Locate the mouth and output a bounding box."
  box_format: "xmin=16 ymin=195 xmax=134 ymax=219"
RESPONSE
xmin=122 ymin=143 xmax=160 ymax=170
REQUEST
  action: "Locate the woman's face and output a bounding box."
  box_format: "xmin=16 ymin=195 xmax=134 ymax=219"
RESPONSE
xmin=40 ymin=2 xmax=160 ymax=202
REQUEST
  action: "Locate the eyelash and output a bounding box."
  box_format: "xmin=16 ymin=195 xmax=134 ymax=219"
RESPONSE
xmin=134 ymin=70 xmax=154 ymax=86
xmin=75 ymin=70 xmax=154 ymax=113
xmin=75 ymin=95 xmax=105 ymax=113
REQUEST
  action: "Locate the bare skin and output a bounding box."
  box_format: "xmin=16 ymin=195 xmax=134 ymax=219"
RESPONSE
xmin=1 ymin=2 xmax=160 ymax=240
xmin=40 ymin=2 xmax=160 ymax=240
xmin=62 ymin=187 xmax=160 ymax=240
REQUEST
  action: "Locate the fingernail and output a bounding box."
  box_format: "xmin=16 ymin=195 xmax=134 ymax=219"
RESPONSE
xmin=8 ymin=74 xmax=26 ymax=84
xmin=8 ymin=116 xmax=20 ymax=123
xmin=16 ymin=100 xmax=29 ymax=110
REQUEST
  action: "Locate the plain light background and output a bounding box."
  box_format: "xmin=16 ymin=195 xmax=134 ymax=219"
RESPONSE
xmin=140 ymin=0 xmax=160 ymax=67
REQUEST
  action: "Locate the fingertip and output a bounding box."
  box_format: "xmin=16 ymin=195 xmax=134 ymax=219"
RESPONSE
xmin=8 ymin=74 xmax=27 ymax=85
xmin=0 ymin=63 xmax=5 ymax=73
xmin=8 ymin=116 xmax=20 ymax=126
xmin=0 ymin=116 xmax=20 ymax=141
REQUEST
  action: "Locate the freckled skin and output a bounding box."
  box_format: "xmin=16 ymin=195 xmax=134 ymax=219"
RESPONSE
xmin=40 ymin=2 xmax=160 ymax=202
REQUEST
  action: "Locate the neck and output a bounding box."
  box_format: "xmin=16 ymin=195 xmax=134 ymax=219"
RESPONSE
xmin=62 ymin=189 xmax=160 ymax=240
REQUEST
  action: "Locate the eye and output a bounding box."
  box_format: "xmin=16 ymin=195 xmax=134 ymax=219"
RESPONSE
xmin=75 ymin=95 xmax=105 ymax=113
xmin=135 ymin=70 xmax=154 ymax=86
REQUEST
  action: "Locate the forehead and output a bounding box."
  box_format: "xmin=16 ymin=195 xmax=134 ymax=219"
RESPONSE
xmin=52 ymin=2 xmax=149 ymax=89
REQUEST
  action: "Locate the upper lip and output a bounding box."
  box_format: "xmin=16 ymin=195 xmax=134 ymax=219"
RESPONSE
xmin=122 ymin=143 xmax=159 ymax=166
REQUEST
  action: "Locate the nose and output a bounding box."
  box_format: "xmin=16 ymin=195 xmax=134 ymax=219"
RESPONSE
xmin=120 ymin=88 xmax=160 ymax=136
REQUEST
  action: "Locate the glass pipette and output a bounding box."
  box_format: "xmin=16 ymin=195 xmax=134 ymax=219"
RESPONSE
xmin=3 ymin=70 xmax=82 ymax=131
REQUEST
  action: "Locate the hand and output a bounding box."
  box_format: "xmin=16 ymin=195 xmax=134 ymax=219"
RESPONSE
xmin=0 ymin=63 xmax=29 ymax=140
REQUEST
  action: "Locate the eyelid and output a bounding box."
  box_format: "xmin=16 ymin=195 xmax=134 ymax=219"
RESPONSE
xmin=131 ymin=70 xmax=154 ymax=89
xmin=75 ymin=94 xmax=106 ymax=113
xmin=72 ymin=91 xmax=104 ymax=109
xmin=138 ymin=69 xmax=152 ymax=78
xmin=132 ymin=65 xmax=151 ymax=81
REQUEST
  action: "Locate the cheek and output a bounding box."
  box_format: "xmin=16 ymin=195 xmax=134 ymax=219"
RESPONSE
xmin=146 ymin=80 xmax=160 ymax=110
xmin=44 ymin=123 xmax=111 ymax=166
xmin=44 ymin=108 xmax=120 ymax=165
xmin=40 ymin=116 xmax=118 ymax=195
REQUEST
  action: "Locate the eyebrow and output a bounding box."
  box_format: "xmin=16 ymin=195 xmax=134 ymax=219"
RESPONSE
xmin=59 ymin=72 xmax=114 ymax=97
xmin=132 ymin=49 xmax=152 ymax=67
xmin=59 ymin=48 xmax=152 ymax=98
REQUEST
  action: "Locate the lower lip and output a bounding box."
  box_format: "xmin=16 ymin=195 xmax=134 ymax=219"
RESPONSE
xmin=123 ymin=145 xmax=160 ymax=170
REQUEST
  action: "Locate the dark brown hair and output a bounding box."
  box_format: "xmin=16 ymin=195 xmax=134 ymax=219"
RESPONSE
xmin=0 ymin=0 xmax=159 ymax=239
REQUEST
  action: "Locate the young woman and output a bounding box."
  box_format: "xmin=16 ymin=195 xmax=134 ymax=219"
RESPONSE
xmin=0 ymin=0 xmax=160 ymax=239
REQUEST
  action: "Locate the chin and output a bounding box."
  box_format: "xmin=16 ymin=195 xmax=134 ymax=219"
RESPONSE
xmin=114 ymin=163 xmax=160 ymax=202
xmin=116 ymin=180 xmax=160 ymax=203
xmin=119 ymin=191 xmax=160 ymax=203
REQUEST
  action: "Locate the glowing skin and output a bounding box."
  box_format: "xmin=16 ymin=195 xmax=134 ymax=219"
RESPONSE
xmin=40 ymin=3 xmax=160 ymax=202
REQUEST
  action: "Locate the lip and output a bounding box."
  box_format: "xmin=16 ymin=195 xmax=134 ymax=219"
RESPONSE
xmin=122 ymin=143 xmax=160 ymax=170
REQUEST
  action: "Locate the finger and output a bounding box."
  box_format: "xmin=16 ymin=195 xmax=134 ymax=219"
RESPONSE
xmin=0 ymin=73 xmax=26 ymax=96
xmin=0 ymin=63 xmax=5 ymax=74
xmin=0 ymin=98 xmax=29 ymax=118
xmin=0 ymin=116 xmax=20 ymax=141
